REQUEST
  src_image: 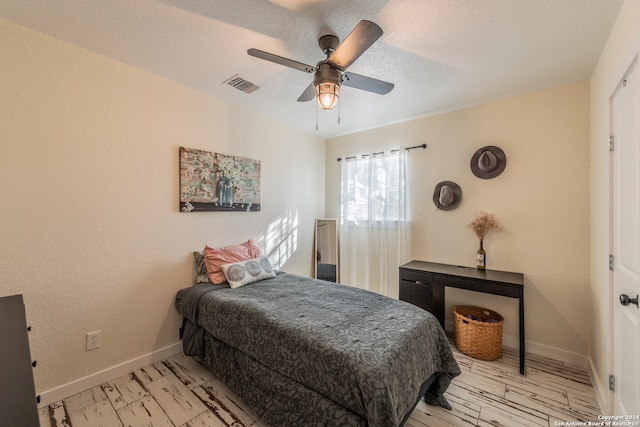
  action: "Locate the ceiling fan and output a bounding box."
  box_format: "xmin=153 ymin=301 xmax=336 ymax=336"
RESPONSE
xmin=247 ymin=20 xmax=394 ymax=111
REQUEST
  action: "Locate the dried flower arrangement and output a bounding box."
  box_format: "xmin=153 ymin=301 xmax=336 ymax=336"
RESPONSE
xmin=468 ymin=211 xmax=502 ymax=242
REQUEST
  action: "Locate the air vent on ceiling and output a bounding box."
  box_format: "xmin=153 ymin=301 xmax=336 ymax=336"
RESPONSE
xmin=223 ymin=74 xmax=261 ymax=94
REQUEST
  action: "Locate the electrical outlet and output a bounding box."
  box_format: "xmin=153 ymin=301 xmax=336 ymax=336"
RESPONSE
xmin=86 ymin=331 xmax=101 ymax=351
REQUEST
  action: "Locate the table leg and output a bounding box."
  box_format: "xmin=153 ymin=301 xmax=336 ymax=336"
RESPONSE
xmin=432 ymin=283 xmax=445 ymax=329
xmin=519 ymin=293 xmax=525 ymax=375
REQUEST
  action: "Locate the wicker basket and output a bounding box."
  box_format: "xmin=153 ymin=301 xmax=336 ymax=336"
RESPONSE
xmin=453 ymin=305 xmax=504 ymax=361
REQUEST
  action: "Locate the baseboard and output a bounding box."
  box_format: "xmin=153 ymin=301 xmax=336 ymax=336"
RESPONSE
xmin=445 ymin=321 xmax=589 ymax=369
xmin=37 ymin=342 xmax=183 ymax=408
xmin=588 ymin=356 xmax=609 ymax=414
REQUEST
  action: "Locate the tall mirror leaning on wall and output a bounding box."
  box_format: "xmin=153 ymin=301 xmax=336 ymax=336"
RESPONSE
xmin=314 ymin=218 xmax=339 ymax=283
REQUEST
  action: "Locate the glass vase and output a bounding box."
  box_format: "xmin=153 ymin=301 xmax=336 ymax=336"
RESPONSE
xmin=216 ymin=177 xmax=234 ymax=207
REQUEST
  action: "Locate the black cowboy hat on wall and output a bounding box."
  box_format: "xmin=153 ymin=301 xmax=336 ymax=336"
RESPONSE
xmin=433 ymin=181 xmax=462 ymax=210
xmin=470 ymin=146 xmax=506 ymax=179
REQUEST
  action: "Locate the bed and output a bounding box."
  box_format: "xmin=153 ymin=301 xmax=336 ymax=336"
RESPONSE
xmin=175 ymin=271 xmax=460 ymax=426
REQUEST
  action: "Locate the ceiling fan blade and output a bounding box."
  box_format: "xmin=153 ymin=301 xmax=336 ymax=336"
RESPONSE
xmin=328 ymin=20 xmax=383 ymax=71
xmin=342 ymin=71 xmax=394 ymax=95
xmin=247 ymin=48 xmax=316 ymax=73
xmin=297 ymin=82 xmax=316 ymax=102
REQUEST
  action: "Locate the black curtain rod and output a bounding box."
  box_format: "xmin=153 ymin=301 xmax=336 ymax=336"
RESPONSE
xmin=337 ymin=143 xmax=427 ymax=162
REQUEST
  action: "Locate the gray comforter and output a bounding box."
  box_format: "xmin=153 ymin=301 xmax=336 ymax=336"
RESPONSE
xmin=178 ymin=273 xmax=460 ymax=426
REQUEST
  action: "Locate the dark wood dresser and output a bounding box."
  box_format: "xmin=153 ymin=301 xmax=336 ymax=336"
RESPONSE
xmin=399 ymin=260 xmax=526 ymax=375
xmin=0 ymin=294 xmax=39 ymax=426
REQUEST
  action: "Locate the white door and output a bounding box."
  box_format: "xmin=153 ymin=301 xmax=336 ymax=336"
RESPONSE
xmin=612 ymin=57 xmax=640 ymax=415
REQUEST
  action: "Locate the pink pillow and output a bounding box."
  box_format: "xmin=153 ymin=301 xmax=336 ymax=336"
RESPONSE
xmin=203 ymin=240 xmax=262 ymax=284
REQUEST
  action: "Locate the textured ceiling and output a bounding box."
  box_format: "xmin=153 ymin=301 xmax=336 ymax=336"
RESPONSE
xmin=0 ymin=0 xmax=624 ymax=138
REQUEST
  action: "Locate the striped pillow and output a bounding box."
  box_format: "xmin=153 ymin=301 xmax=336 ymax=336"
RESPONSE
xmin=193 ymin=251 xmax=210 ymax=283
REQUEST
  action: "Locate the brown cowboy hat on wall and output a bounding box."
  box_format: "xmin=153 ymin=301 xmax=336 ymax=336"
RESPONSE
xmin=471 ymin=146 xmax=507 ymax=179
xmin=433 ymin=181 xmax=462 ymax=211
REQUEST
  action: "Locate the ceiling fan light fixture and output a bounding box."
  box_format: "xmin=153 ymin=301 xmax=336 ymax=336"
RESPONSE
xmin=314 ymin=62 xmax=341 ymax=110
xmin=317 ymin=82 xmax=339 ymax=110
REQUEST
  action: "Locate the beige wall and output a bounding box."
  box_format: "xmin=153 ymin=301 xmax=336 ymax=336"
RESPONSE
xmin=0 ymin=19 xmax=325 ymax=394
xmin=326 ymin=82 xmax=591 ymax=357
xmin=3 ymin=0 xmax=636 ymax=405
xmin=589 ymin=0 xmax=640 ymax=412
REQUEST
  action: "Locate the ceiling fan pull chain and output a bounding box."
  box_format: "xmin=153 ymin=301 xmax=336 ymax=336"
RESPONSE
xmin=338 ymin=96 xmax=341 ymax=125
xmin=316 ymin=101 xmax=319 ymax=131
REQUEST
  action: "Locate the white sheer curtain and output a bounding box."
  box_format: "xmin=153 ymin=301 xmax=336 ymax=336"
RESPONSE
xmin=339 ymin=148 xmax=407 ymax=298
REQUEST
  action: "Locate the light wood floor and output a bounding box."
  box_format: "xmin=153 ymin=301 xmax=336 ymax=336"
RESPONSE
xmin=38 ymin=339 xmax=599 ymax=427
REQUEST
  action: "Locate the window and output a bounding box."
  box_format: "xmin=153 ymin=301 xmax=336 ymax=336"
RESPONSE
xmin=341 ymin=151 xmax=405 ymax=225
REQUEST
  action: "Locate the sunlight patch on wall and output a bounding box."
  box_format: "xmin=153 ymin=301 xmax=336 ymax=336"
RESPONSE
xmin=259 ymin=209 xmax=299 ymax=269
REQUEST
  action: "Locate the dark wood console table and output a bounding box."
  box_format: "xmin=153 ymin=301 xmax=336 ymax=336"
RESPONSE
xmin=399 ymin=261 xmax=525 ymax=375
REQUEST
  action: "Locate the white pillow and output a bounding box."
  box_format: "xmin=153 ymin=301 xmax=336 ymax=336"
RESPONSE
xmin=221 ymin=256 xmax=276 ymax=288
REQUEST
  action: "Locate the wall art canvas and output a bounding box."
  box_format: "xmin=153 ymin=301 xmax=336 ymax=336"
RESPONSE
xmin=179 ymin=147 xmax=261 ymax=212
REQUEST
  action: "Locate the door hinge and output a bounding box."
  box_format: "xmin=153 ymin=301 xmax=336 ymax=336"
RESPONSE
xmin=609 ymin=254 xmax=615 ymax=271
xmin=609 ymin=135 xmax=615 ymax=151
xmin=609 ymin=374 xmax=615 ymax=391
